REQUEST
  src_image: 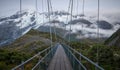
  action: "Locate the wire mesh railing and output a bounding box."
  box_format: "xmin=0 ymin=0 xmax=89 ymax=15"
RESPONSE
xmin=61 ymin=43 xmax=104 ymax=70
xmin=32 ymin=44 xmax=58 ymax=70
xmin=62 ymin=43 xmax=87 ymax=70
xmin=12 ymin=44 xmax=58 ymax=70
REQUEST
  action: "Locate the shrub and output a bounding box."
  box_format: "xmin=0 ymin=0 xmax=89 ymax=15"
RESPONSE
xmin=88 ymin=44 xmax=114 ymax=65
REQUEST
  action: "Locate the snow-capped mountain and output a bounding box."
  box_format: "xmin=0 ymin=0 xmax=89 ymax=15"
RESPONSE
xmin=0 ymin=10 xmax=120 ymax=46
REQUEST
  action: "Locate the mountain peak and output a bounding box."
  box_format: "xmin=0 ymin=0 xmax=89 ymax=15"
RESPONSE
xmin=0 ymin=10 xmax=120 ymax=46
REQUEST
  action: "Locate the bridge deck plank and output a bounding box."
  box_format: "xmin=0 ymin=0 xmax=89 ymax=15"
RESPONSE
xmin=48 ymin=44 xmax=72 ymax=70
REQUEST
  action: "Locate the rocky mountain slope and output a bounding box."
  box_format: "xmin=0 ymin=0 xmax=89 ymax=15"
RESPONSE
xmin=105 ymin=28 xmax=120 ymax=47
xmin=0 ymin=10 xmax=120 ymax=46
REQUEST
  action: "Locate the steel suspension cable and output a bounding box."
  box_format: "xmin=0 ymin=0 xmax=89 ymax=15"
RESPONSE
xmin=76 ymin=0 xmax=79 ymax=15
xmin=42 ymin=0 xmax=44 ymax=23
xmin=97 ymin=0 xmax=100 ymax=65
xmin=82 ymin=0 xmax=85 ymax=17
xmin=81 ymin=0 xmax=84 ymax=33
xmin=53 ymin=21 xmax=57 ymax=42
xmin=35 ymin=0 xmax=40 ymax=36
xmin=49 ymin=0 xmax=53 ymax=14
xmin=20 ymin=0 xmax=23 ymax=63
xmin=16 ymin=0 xmax=22 ymax=39
xmin=35 ymin=0 xmax=38 ymax=24
xmin=69 ymin=0 xmax=73 ymax=43
xmin=49 ymin=0 xmax=57 ymax=42
xmin=13 ymin=0 xmax=22 ymax=39
xmin=20 ymin=0 xmax=22 ymax=16
xmin=65 ymin=0 xmax=71 ymax=30
xmin=36 ymin=0 xmax=38 ymax=12
xmin=47 ymin=0 xmax=53 ymax=48
xmin=20 ymin=0 xmax=22 ymax=26
xmin=80 ymin=0 xmax=85 ymax=50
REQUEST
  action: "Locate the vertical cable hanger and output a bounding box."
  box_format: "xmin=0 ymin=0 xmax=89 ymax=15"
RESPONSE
xmin=81 ymin=0 xmax=84 ymax=33
xmin=20 ymin=0 xmax=22 ymax=27
xmin=42 ymin=0 xmax=44 ymax=23
xmin=49 ymin=0 xmax=53 ymax=14
xmin=36 ymin=0 xmax=39 ymax=35
xmin=97 ymin=0 xmax=100 ymax=65
xmin=97 ymin=0 xmax=100 ymax=41
xmin=76 ymin=0 xmax=79 ymax=15
xmin=49 ymin=0 xmax=53 ymax=43
xmin=36 ymin=0 xmax=38 ymax=13
xmin=14 ymin=0 xmax=22 ymax=39
xmin=49 ymin=0 xmax=57 ymax=42
xmin=16 ymin=0 xmax=22 ymax=39
xmin=36 ymin=0 xmax=38 ymax=22
xmin=63 ymin=0 xmax=71 ymax=42
xmin=50 ymin=0 xmax=58 ymax=42
xmin=66 ymin=0 xmax=71 ymax=30
xmin=20 ymin=0 xmax=22 ymax=16
xmin=82 ymin=0 xmax=85 ymax=17
xmin=69 ymin=0 xmax=73 ymax=43
xmin=80 ymin=0 xmax=85 ymax=48
xmin=47 ymin=0 xmax=53 ymax=48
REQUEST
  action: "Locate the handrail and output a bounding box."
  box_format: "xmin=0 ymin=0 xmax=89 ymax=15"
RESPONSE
xmin=32 ymin=43 xmax=58 ymax=70
xmin=62 ymin=43 xmax=104 ymax=70
xmin=63 ymin=45 xmax=87 ymax=70
xmin=32 ymin=48 xmax=51 ymax=70
xmin=12 ymin=46 xmax=51 ymax=70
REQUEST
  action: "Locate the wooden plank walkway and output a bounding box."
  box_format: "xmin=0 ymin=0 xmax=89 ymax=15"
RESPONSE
xmin=48 ymin=44 xmax=73 ymax=70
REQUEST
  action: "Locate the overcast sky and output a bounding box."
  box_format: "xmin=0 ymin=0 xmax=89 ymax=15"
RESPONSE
xmin=0 ymin=0 xmax=120 ymax=17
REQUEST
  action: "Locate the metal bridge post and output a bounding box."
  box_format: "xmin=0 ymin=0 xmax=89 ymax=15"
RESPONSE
xmin=38 ymin=56 xmax=41 ymax=70
xmin=95 ymin=63 xmax=99 ymax=70
xmin=79 ymin=55 xmax=82 ymax=70
xmin=72 ymin=50 xmax=74 ymax=70
xmin=21 ymin=61 xmax=24 ymax=70
xmin=73 ymin=57 xmax=75 ymax=70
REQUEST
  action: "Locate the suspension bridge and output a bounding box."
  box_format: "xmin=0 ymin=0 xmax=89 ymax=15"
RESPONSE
xmin=12 ymin=0 xmax=104 ymax=70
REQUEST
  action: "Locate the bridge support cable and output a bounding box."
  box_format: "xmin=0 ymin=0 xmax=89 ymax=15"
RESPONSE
xmin=47 ymin=0 xmax=52 ymax=44
xmin=47 ymin=0 xmax=53 ymax=56
xmin=81 ymin=0 xmax=85 ymax=37
xmin=80 ymin=0 xmax=85 ymax=62
xmin=76 ymin=0 xmax=79 ymax=15
xmin=68 ymin=0 xmax=73 ymax=43
xmin=36 ymin=0 xmax=38 ymax=13
xmin=80 ymin=0 xmax=85 ymax=37
xmin=64 ymin=0 xmax=71 ymax=40
xmin=82 ymin=0 xmax=85 ymax=17
xmin=49 ymin=0 xmax=57 ymax=42
xmin=17 ymin=0 xmax=22 ymax=36
xmin=53 ymin=22 xmax=57 ymax=42
xmin=42 ymin=0 xmax=45 ymax=23
xmin=65 ymin=0 xmax=71 ymax=30
xmin=96 ymin=0 xmax=100 ymax=67
xmin=49 ymin=0 xmax=53 ymax=13
xmin=13 ymin=0 xmax=22 ymax=39
xmin=61 ymin=43 xmax=104 ymax=70
xmin=35 ymin=0 xmax=38 ymax=23
xmin=20 ymin=0 xmax=22 ymax=18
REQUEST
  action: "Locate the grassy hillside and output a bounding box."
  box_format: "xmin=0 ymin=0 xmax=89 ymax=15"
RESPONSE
xmin=0 ymin=29 xmax=65 ymax=70
xmin=70 ymin=42 xmax=120 ymax=70
xmin=1 ymin=28 xmax=119 ymax=70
